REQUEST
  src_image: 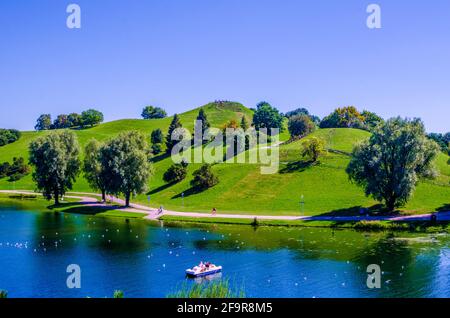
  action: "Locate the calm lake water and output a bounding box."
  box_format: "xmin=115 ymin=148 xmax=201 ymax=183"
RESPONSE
xmin=0 ymin=206 xmax=449 ymax=298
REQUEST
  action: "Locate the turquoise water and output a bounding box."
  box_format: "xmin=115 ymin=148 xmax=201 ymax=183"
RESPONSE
xmin=0 ymin=207 xmax=449 ymax=298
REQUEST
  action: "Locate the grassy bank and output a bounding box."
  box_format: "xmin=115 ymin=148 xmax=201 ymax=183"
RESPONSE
xmin=160 ymin=215 xmax=450 ymax=233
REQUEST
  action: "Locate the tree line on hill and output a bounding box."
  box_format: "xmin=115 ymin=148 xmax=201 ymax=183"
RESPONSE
xmin=34 ymin=109 xmax=104 ymax=131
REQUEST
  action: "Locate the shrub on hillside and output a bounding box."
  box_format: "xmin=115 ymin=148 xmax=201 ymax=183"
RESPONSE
xmin=151 ymin=143 xmax=163 ymax=155
xmin=301 ymin=137 xmax=327 ymax=162
xmin=191 ymin=164 xmax=219 ymax=190
xmin=0 ymin=129 xmax=21 ymax=146
xmin=288 ymin=115 xmax=316 ymax=139
xmin=0 ymin=157 xmax=31 ymax=181
xmin=163 ymin=163 xmax=188 ymax=184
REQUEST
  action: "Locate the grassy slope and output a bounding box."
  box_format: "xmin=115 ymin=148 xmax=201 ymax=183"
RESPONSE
xmin=0 ymin=104 xmax=449 ymax=216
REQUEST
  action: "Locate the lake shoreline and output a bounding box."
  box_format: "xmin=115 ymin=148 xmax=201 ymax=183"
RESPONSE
xmin=1 ymin=193 xmax=449 ymax=234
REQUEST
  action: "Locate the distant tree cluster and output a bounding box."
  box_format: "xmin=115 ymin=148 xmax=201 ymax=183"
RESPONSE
xmin=34 ymin=109 xmax=104 ymax=131
xmin=427 ymin=132 xmax=450 ymax=153
xmin=285 ymin=108 xmax=321 ymax=126
xmin=141 ymin=106 xmax=167 ymax=119
xmin=0 ymin=157 xmax=30 ymax=181
xmin=0 ymin=129 xmax=21 ymax=147
xmin=320 ymin=106 xmax=383 ymax=131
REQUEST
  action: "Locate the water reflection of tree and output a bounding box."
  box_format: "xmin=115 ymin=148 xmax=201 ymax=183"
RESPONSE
xmin=32 ymin=212 xmax=151 ymax=252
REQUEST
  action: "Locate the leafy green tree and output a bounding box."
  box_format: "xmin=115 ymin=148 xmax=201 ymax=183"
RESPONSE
xmin=346 ymin=117 xmax=440 ymax=211
xmin=252 ymin=102 xmax=284 ymax=133
xmin=301 ymin=137 xmax=326 ymax=162
xmin=141 ymin=106 xmax=167 ymax=119
xmin=34 ymin=114 xmax=52 ymax=131
xmin=288 ymin=115 xmax=316 ymax=139
xmin=53 ymin=114 xmax=70 ymax=129
xmin=320 ymin=106 xmax=365 ymax=129
xmin=151 ymin=129 xmax=164 ymax=144
xmin=83 ymin=139 xmax=108 ymax=202
xmin=81 ymin=109 xmax=104 ymax=127
xmin=100 ymin=131 xmax=152 ymax=207
xmin=191 ymin=164 xmax=219 ymax=190
xmin=163 ymin=163 xmax=188 ymax=184
xmin=29 ymin=131 xmax=81 ymax=205
xmin=166 ymin=114 xmax=182 ymax=154
xmin=67 ymin=113 xmax=82 ymax=128
xmin=361 ymin=110 xmax=384 ymax=131
xmin=150 ymin=129 xmax=164 ymax=155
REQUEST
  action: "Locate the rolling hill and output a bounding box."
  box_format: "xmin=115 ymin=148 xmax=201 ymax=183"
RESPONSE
xmin=0 ymin=102 xmax=449 ymax=216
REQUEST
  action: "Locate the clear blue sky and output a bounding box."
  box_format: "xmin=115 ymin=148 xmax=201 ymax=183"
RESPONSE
xmin=0 ymin=0 xmax=449 ymax=132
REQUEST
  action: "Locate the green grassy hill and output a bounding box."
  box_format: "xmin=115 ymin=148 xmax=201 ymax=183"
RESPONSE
xmin=0 ymin=102 xmax=449 ymax=216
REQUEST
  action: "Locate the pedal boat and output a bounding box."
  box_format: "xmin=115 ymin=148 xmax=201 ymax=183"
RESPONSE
xmin=186 ymin=264 xmax=222 ymax=277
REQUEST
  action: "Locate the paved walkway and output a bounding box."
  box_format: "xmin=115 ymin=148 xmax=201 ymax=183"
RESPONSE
xmin=1 ymin=190 xmax=450 ymax=222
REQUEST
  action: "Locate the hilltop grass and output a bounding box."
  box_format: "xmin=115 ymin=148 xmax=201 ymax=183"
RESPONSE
xmin=0 ymin=103 xmax=449 ymax=217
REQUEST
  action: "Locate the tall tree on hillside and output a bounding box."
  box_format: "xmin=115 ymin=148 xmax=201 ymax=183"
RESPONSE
xmin=35 ymin=114 xmax=52 ymax=131
xmin=346 ymin=117 xmax=440 ymax=211
xmin=252 ymin=102 xmax=284 ymax=134
xmin=100 ymin=131 xmax=152 ymax=207
xmin=150 ymin=128 xmax=164 ymax=155
xmin=81 ymin=109 xmax=104 ymax=127
xmin=196 ymin=108 xmax=211 ymax=136
xmin=151 ymin=129 xmax=164 ymax=144
xmin=141 ymin=106 xmax=167 ymax=119
xmin=83 ymin=139 xmax=108 ymax=202
xmin=29 ymin=131 xmax=81 ymax=205
xmin=166 ymin=114 xmax=182 ymax=154
xmin=240 ymin=116 xmax=250 ymax=131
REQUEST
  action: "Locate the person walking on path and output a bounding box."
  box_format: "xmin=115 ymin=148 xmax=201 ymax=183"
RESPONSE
xmin=211 ymin=208 xmax=217 ymax=216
